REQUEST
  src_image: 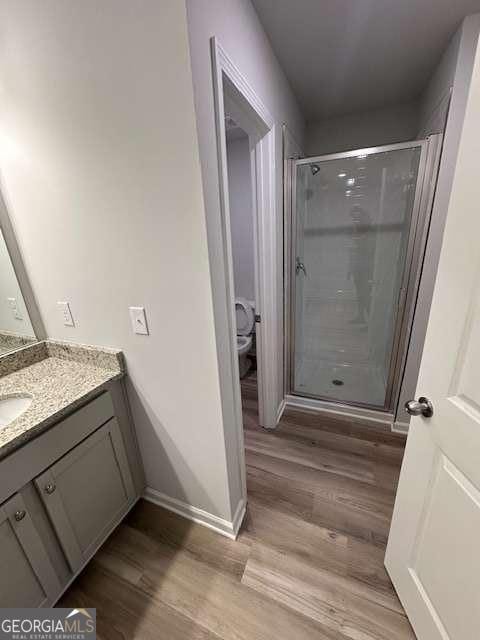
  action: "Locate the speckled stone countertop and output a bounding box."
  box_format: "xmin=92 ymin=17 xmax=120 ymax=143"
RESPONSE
xmin=0 ymin=340 xmax=124 ymax=460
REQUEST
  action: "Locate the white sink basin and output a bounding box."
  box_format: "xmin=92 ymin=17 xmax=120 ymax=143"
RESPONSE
xmin=0 ymin=394 xmax=33 ymax=428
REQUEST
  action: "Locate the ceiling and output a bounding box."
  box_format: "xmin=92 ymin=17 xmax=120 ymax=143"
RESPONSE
xmin=251 ymin=0 xmax=480 ymax=122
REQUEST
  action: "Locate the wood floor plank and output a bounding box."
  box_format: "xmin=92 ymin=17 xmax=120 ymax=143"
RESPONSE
xmin=242 ymin=543 xmax=415 ymax=640
xmin=267 ymin=420 xmax=405 ymax=464
xmin=347 ymin=537 xmax=397 ymax=599
xmin=246 ymin=463 xmax=315 ymax=520
xmin=96 ymin=523 xmax=345 ymax=640
xmin=247 ymin=501 xmax=401 ymax=611
xmin=59 ymin=563 xmax=221 ymax=640
xmin=312 ymin=492 xmax=392 ymax=548
xmin=281 ymin=406 xmax=407 ymax=447
xmin=245 ymin=428 xmax=376 ymax=484
xmin=125 ymin=499 xmax=252 ymax=580
xmin=246 ymin=449 xmax=395 ymax=546
xmin=58 ymin=373 xmax=411 ymax=640
xmin=247 ymin=501 xmax=349 ymax=576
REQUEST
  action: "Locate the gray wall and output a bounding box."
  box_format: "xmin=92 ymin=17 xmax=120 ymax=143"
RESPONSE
xmin=396 ymin=14 xmax=480 ymax=430
xmin=0 ymin=0 xmax=236 ymax=522
xmin=306 ymin=102 xmax=420 ymax=156
xmin=417 ymin=27 xmax=462 ymax=137
xmin=226 ymin=135 xmax=255 ymax=303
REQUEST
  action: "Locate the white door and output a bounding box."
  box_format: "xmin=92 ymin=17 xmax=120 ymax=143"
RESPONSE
xmin=385 ymin=40 xmax=480 ymax=640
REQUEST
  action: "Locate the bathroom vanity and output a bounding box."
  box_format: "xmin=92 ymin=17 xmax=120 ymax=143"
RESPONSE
xmin=0 ymin=341 xmax=144 ymax=607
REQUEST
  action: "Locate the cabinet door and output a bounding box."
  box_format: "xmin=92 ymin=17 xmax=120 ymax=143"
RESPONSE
xmin=0 ymin=493 xmax=61 ymax=607
xmin=35 ymin=418 xmax=135 ymax=573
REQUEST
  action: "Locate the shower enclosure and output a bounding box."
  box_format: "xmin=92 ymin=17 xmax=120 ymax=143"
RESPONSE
xmin=287 ymin=137 xmax=441 ymax=414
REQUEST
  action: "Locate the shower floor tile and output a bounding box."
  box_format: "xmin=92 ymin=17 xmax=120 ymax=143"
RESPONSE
xmin=294 ymin=359 xmax=386 ymax=407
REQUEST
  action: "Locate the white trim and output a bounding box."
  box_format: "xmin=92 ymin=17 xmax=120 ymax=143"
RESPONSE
xmin=144 ymin=487 xmax=245 ymax=540
xmin=392 ymin=420 xmax=410 ymax=434
xmin=276 ymin=398 xmax=286 ymax=425
xmin=231 ymin=497 xmax=247 ymax=536
xmin=282 ymin=125 xmax=304 ymax=400
xmin=209 ymin=36 xmax=279 ymax=529
xmin=212 ymin=37 xmax=278 ymax=431
xmin=285 ymin=394 xmax=394 ymax=427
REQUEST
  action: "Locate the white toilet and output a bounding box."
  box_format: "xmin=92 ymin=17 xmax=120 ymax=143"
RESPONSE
xmin=235 ymin=297 xmax=254 ymax=378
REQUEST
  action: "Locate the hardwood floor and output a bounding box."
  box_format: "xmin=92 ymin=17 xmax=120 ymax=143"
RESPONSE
xmin=58 ymin=372 xmax=415 ymax=639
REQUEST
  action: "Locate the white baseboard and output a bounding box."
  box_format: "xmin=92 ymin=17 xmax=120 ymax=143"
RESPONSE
xmin=231 ymin=497 xmax=247 ymax=536
xmin=392 ymin=420 xmax=410 ymax=434
xmin=144 ymin=487 xmax=246 ymax=540
xmin=276 ymin=398 xmax=286 ymax=424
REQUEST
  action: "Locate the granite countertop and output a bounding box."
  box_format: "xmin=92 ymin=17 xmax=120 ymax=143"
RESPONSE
xmin=0 ymin=340 xmax=124 ymax=460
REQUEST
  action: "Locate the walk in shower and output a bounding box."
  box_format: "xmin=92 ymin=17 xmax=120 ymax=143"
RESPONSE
xmin=288 ymin=138 xmax=441 ymax=413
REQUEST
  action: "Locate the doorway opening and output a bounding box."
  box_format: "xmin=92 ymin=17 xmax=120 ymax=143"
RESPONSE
xmin=224 ymin=117 xmax=259 ymax=423
xmin=210 ymin=37 xmax=279 ymax=531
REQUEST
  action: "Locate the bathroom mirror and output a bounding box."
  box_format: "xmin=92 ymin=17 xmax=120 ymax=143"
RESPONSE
xmin=0 ymin=227 xmax=36 ymax=354
xmin=0 ymin=193 xmax=44 ymax=355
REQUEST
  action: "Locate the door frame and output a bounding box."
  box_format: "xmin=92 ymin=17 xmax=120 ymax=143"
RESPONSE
xmin=285 ymin=137 xmax=442 ymax=415
xmin=282 ymin=125 xmax=304 ymax=398
xmin=210 ymin=36 xmax=278 ymax=520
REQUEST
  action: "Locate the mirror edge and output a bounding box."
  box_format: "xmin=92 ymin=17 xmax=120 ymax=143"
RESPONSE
xmin=0 ymin=190 xmax=46 ymax=342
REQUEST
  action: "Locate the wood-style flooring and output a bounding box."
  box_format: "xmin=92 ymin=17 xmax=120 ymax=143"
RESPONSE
xmin=58 ymin=371 xmax=415 ymax=639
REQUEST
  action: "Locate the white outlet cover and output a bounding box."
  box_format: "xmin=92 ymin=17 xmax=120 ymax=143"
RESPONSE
xmin=129 ymin=306 xmax=149 ymax=335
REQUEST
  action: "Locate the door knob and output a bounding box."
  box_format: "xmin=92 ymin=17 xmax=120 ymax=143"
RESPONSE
xmin=296 ymin=257 xmax=307 ymax=277
xmin=405 ymin=397 xmax=434 ymax=418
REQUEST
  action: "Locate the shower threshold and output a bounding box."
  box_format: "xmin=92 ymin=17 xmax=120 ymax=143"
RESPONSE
xmin=285 ymin=392 xmax=394 ymax=428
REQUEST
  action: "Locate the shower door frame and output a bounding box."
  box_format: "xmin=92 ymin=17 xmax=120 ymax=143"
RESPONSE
xmin=286 ymin=136 xmax=442 ymax=414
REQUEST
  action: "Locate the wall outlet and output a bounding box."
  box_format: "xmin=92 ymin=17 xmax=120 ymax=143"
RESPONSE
xmin=7 ymin=297 xmax=22 ymax=320
xmin=57 ymin=301 xmax=75 ymax=327
xmin=129 ymin=306 xmax=149 ymax=335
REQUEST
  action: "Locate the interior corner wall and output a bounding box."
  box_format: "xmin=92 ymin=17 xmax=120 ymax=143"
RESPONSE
xmin=226 ymin=135 xmax=256 ymax=304
xmin=185 ymin=0 xmax=305 ymax=453
xmin=417 ymin=26 xmax=462 ymax=137
xmin=0 ymin=0 xmax=236 ymax=523
xmin=306 ymin=102 xmax=420 ymax=157
xmin=396 ymin=13 xmax=480 ymax=430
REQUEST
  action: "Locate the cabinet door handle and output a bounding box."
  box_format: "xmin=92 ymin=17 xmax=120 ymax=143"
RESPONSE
xmin=44 ymin=482 xmax=57 ymax=494
xmin=14 ymin=509 xmax=26 ymax=521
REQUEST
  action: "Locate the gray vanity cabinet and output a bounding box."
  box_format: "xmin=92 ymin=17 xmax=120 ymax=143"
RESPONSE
xmin=35 ymin=417 xmax=136 ymax=573
xmin=0 ymin=493 xmax=61 ymax=607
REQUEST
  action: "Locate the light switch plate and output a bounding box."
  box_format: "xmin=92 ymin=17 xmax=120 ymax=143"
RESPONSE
xmin=7 ymin=297 xmax=22 ymax=320
xmin=57 ymin=301 xmax=74 ymax=327
xmin=129 ymin=306 xmax=149 ymax=335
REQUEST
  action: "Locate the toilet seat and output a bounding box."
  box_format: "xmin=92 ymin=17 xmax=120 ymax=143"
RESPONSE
xmin=235 ymin=297 xmax=254 ymax=336
xmin=237 ymin=335 xmax=252 ymax=355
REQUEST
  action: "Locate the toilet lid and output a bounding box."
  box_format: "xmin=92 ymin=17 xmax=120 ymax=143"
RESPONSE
xmin=235 ymin=298 xmax=254 ymax=336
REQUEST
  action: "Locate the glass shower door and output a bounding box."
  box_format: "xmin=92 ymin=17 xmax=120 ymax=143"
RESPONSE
xmin=291 ymin=143 xmax=424 ymax=410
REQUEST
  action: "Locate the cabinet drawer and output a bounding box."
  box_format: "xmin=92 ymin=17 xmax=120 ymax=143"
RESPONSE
xmin=0 ymin=493 xmax=61 ymax=607
xmin=35 ymin=418 xmax=135 ymax=573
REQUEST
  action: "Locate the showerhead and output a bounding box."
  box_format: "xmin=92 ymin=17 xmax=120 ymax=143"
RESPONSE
xmin=310 ymin=164 xmax=320 ymax=176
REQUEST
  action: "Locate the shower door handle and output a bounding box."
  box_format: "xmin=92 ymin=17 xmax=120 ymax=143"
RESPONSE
xmin=296 ymin=258 xmax=307 ymax=277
